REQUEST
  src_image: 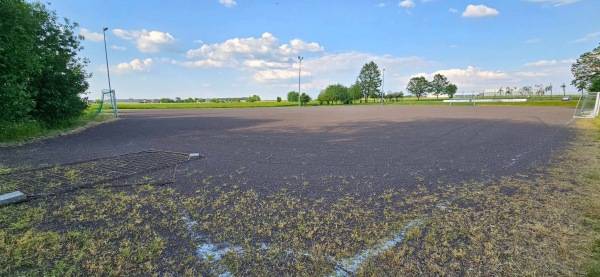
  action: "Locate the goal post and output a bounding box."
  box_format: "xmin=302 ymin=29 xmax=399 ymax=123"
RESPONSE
xmin=92 ymin=89 xmax=119 ymax=118
xmin=573 ymin=92 xmax=600 ymax=118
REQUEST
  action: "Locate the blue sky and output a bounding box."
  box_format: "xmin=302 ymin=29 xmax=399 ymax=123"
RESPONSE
xmin=49 ymin=0 xmax=599 ymax=100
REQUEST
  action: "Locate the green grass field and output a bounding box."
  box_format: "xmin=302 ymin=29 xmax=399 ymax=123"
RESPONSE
xmin=96 ymin=96 xmax=580 ymax=110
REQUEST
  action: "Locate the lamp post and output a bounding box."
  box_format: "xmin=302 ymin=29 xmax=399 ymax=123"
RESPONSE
xmin=102 ymin=28 xmax=112 ymax=98
xmin=102 ymin=27 xmax=117 ymax=117
xmin=298 ymin=56 xmax=303 ymax=107
xmin=381 ymin=68 xmax=385 ymax=105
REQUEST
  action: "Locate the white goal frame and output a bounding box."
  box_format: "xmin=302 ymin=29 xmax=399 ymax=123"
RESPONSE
xmin=573 ymin=92 xmax=600 ymax=118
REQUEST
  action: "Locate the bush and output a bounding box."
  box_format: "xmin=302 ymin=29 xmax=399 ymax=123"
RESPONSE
xmin=0 ymin=1 xmax=90 ymax=127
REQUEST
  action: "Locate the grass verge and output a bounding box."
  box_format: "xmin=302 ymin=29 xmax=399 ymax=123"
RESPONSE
xmin=0 ymin=117 xmax=599 ymax=275
xmin=110 ymin=97 xmax=577 ymax=110
xmin=0 ymin=110 xmax=117 ymax=147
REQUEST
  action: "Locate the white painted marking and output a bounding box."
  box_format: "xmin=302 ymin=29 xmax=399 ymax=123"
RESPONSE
xmin=332 ymin=219 xmax=422 ymax=276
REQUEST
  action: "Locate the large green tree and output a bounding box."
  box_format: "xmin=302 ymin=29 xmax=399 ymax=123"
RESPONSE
xmin=348 ymin=81 xmax=362 ymax=103
xmin=300 ymin=93 xmax=312 ymax=106
xmin=430 ymin=74 xmax=449 ymax=99
xmin=247 ymin=95 xmax=261 ymax=102
xmin=317 ymin=89 xmax=332 ymax=105
xmin=0 ymin=0 xmax=42 ymax=123
xmin=406 ymin=76 xmax=430 ymax=100
xmin=0 ymin=0 xmax=90 ymax=126
xmin=287 ymin=91 xmax=299 ymax=102
xmin=446 ymin=83 xmax=458 ymax=99
xmin=321 ymin=84 xmax=349 ymax=104
xmin=357 ymin=61 xmax=382 ymax=103
xmin=572 ymin=43 xmax=600 ymax=92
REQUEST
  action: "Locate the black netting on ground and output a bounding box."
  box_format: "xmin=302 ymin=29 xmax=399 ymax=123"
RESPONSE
xmin=0 ymin=150 xmax=201 ymax=197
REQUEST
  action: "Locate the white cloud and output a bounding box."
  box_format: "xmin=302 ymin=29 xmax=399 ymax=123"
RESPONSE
xmin=111 ymin=45 xmax=127 ymax=51
xmin=572 ymin=32 xmax=600 ymax=43
xmin=183 ymin=32 xmax=323 ymax=68
xmin=114 ymin=58 xmax=153 ymax=73
xmin=525 ymin=0 xmax=580 ymax=6
xmin=376 ymin=3 xmax=386 ymax=8
xmin=561 ymin=59 xmax=576 ymax=64
xmin=79 ymin=28 xmax=104 ymax=42
xmin=462 ymin=4 xmax=499 ymax=18
xmin=219 ymin=0 xmax=237 ymax=7
xmin=254 ymin=69 xmax=310 ymax=82
xmin=410 ymin=66 xmax=508 ymax=89
xmin=176 ymin=59 xmax=224 ymax=68
xmin=113 ymin=29 xmax=177 ymax=53
xmin=515 ymin=71 xmax=549 ymax=77
xmin=305 ymin=52 xmax=426 ymax=74
xmin=430 ymin=66 xmax=507 ymax=79
xmin=399 ymin=0 xmax=415 ymax=8
xmin=244 ymin=60 xmax=289 ymax=68
xmin=245 ymin=50 xmax=431 ymax=85
xmin=524 ymin=60 xmax=557 ymax=67
xmin=449 ymin=8 xmax=458 ymax=13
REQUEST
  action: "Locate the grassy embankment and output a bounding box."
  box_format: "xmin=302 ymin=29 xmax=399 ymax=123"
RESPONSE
xmin=0 ymin=109 xmax=117 ymax=146
xmin=1 ymin=117 xmax=599 ymax=275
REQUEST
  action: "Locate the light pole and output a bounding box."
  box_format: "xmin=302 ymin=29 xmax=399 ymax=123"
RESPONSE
xmin=102 ymin=27 xmax=118 ymax=117
xmin=298 ymin=56 xmax=303 ymax=107
xmin=381 ymin=68 xmax=385 ymax=105
xmin=103 ymin=28 xmax=112 ymax=98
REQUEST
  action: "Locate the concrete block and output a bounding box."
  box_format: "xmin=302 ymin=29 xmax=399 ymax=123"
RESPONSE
xmin=0 ymin=191 xmax=26 ymax=206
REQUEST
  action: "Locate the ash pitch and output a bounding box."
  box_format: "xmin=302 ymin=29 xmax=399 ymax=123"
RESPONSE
xmin=0 ymin=106 xmax=574 ymax=197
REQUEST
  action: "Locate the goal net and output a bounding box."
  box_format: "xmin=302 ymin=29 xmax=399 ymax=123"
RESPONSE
xmin=574 ymin=92 xmax=600 ymax=118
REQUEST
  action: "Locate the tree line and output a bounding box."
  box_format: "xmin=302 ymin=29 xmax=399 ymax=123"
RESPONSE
xmin=311 ymin=61 xmax=458 ymax=105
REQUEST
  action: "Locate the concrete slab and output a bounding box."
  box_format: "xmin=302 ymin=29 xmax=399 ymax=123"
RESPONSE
xmin=0 ymin=191 xmax=26 ymax=206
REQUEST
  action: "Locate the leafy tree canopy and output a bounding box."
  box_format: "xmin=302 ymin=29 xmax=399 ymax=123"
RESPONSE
xmin=446 ymin=83 xmax=458 ymax=99
xmin=287 ymin=91 xmax=299 ymax=102
xmin=348 ymin=81 xmax=362 ymax=102
xmin=247 ymin=95 xmax=261 ymax=102
xmin=300 ymin=93 xmax=312 ymax=106
xmin=589 ymin=76 xmax=600 ymax=92
xmin=406 ymin=76 xmax=430 ymax=100
xmin=430 ymin=74 xmax=449 ymax=99
xmin=0 ymin=0 xmax=90 ymax=126
xmin=357 ymin=61 xmax=382 ymax=102
xmin=572 ymin=43 xmax=600 ymax=91
xmin=320 ymin=84 xmax=349 ymax=105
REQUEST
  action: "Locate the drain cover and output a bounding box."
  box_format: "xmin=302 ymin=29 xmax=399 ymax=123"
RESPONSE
xmin=0 ymin=150 xmax=202 ymax=197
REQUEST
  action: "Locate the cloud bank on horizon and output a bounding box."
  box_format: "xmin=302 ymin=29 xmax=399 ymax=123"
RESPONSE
xmin=70 ymin=0 xmax=598 ymax=99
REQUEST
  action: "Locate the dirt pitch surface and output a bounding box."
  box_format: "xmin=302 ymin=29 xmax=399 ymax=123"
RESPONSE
xmin=1 ymin=106 xmax=574 ymax=193
xmin=0 ymin=105 xmax=582 ymax=275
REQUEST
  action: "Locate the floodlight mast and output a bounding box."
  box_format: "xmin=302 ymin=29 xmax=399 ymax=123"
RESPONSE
xmin=298 ymin=56 xmax=303 ymax=107
xmin=103 ymin=27 xmax=118 ymax=117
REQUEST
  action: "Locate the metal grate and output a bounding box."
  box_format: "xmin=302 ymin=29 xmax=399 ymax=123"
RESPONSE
xmin=0 ymin=150 xmax=201 ymax=197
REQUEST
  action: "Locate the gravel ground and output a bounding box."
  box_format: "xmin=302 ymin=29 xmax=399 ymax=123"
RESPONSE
xmin=0 ymin=105 xmax=575 ymax=196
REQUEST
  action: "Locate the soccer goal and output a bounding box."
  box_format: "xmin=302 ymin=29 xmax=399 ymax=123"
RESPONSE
xmin=573 ymin=92 xmax=600 ymax=118
xmin=92 ymin=89 xmax=119 ymax=118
